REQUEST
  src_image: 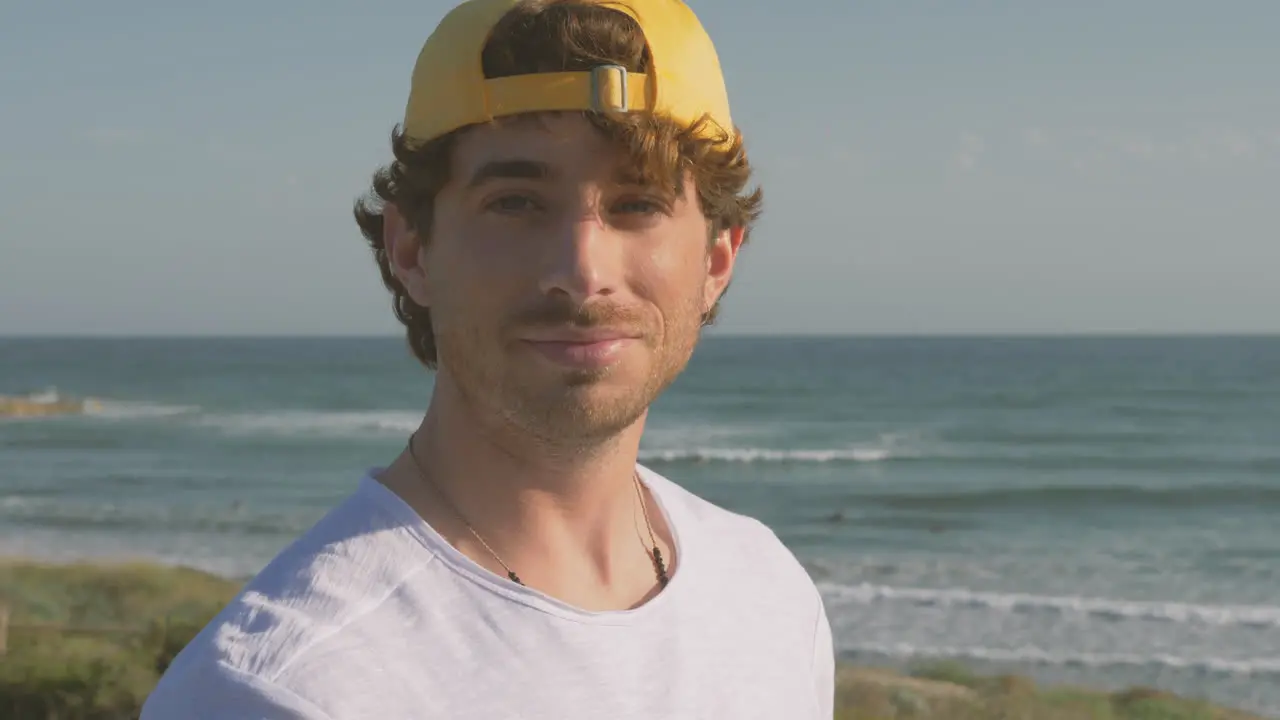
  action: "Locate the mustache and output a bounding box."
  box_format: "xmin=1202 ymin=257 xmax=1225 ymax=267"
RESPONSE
xmin=506 ymin=296 xmax=650 ymax=333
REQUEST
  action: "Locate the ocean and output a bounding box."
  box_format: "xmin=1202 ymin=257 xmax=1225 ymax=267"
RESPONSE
xmin=2 ymin=336 xmax=1278 ymax=715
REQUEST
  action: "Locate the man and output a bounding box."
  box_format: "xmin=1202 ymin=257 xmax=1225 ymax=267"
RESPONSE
xmin=142 ymin=0 xmax=834 ymax=717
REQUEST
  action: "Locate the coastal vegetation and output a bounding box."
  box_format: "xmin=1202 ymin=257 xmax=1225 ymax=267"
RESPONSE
xmin=0 ymin=559 xmax=1263 ymax=719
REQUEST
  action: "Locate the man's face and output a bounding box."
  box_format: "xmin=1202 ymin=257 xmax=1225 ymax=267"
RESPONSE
xmin=400 ymin=113 xmax=741 ymax=446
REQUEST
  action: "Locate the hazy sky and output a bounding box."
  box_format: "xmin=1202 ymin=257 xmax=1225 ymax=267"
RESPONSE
xmin=3 ymin=1 xmax=1278 ymax=336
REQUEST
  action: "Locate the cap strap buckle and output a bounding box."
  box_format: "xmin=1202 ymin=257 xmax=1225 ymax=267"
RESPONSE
xmin=589 ymin=64 xmax=629 ymax=113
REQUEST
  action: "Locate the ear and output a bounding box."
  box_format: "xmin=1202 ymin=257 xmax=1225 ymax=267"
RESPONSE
xmin=704 ymin=225 xmax=746 ymax=313
xmin=384 ymin=203 xmax=432 ymax=307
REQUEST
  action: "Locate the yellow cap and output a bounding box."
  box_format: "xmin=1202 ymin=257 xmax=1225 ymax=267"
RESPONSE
xmin=401 ymin=0 xmax=734 ymax=145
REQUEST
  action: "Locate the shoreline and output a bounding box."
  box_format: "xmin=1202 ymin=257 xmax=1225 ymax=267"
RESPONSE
xmin=0 ymin=557 xmax=1270 ymax=719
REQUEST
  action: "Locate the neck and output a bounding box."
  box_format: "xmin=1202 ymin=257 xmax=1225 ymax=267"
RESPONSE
xmin=378 ymin=373 xmax=671 ymax=610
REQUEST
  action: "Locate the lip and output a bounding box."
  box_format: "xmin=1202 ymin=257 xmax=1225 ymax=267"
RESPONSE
xmin=520 ymin=336 xmax=636 ymax=370
xmin=519 ymin=327 xmax=637 ymax=343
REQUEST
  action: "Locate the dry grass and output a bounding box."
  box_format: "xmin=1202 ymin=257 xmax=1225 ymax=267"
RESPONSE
xmin=0 ymin=559 xmax=1265 ymax=719
xmin=834 ymin=660 xmax=1264 ymax=720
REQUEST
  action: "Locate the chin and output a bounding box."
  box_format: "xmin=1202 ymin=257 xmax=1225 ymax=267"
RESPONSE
xmin=515 ymin=391 xmax=651 ymax=444
xmin=525 ymin=365 xmax=645 ymax=399
xmin=507 ymin=369 xmax=657 ymax=436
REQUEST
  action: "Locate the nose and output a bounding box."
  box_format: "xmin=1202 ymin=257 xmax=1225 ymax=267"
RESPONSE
xmin=536 ymin=202 xmax=620 ymax=306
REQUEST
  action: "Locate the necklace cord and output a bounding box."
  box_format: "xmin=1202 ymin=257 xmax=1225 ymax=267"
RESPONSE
xmin=407 ymin=437 xmax=668 ymax=588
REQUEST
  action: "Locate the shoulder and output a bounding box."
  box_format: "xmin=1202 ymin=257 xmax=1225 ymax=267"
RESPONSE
xmin=147 ymin=476 xmax=439 ymax=708
xmin=142 ymin=657 xmax=335 ymax=719
xmin=642 ymin=464 xmax=830 ymax=674
xmin=640 ymin=464 xmax=821 ymax=604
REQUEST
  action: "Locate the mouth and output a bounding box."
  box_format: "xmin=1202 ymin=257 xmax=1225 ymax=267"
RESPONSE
xmin=517 ymin=328 xmax=640 ymax=369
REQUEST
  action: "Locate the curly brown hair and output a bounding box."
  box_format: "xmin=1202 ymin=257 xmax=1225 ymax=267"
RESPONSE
xmin=353 ymin=0 xmax=762 ymax=369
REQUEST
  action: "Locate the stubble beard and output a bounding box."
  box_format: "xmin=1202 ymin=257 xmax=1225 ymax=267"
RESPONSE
xmin=436 ymin=299 xmax=705 ymax=453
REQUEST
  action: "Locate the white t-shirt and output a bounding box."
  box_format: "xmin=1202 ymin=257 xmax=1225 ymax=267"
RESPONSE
xmin=141 ymin=465 xmax=834 ymax=719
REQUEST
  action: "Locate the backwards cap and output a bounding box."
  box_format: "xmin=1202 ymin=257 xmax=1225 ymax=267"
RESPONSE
xmin=401 ymin=0 xmax=734 ymax=145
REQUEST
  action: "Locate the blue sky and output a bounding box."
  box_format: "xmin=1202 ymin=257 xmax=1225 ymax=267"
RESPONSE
xmin=3 ymin=0 xmax=1278 ymax=336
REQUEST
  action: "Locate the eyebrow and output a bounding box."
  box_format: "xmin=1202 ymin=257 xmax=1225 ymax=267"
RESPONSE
xmin=463 ymin=158 xmax=678 ymax=195
xmin=465 ymin=159 xmax=553 ymax=189
xmin=612 ymin=167 xmax=648 ymax=187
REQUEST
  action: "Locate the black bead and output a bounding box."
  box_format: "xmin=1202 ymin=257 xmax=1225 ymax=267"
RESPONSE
xmin=508 ymin=571 xmax=522 ymax=585
xmin=652 ymin=547 xmax=669 ymax=586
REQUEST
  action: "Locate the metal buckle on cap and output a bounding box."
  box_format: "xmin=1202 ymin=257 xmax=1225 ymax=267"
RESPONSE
xmin=589 ymin=64 xmax=629 ymax=113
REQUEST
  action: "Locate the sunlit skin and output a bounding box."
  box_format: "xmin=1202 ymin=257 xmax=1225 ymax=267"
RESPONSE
xmin=375 ymin=113 xmax=745 ymax=610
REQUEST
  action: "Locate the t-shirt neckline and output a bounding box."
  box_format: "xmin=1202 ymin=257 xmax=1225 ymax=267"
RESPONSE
xmin=359 ymin=463 xmax=690 ymax=627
